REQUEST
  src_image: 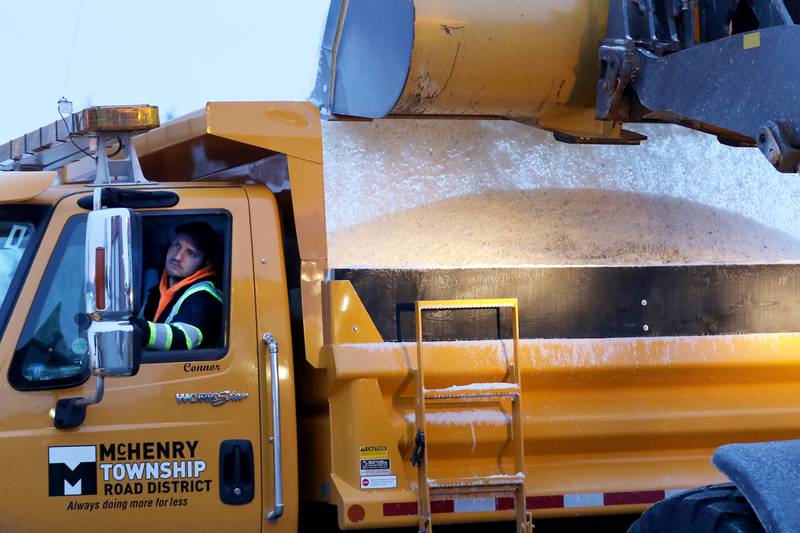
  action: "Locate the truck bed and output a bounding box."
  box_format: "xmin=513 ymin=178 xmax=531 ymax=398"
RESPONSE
xmin=304 ymin=263 xmax=800 ymax=527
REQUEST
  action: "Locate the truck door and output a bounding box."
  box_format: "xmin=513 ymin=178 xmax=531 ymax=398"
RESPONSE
xmin=0 ymin=187 xmax=267 ymax=532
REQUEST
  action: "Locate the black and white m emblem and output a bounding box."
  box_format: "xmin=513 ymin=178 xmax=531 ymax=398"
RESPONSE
xmin=48 ymin=446 xmax=97 ymax=496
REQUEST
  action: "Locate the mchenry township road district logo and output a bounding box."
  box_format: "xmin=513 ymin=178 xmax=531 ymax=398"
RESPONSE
xmin=49 ymin=446 xmax=97 ymax=496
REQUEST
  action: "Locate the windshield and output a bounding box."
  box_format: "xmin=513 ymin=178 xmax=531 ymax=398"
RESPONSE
xmin=0 ymin=206 xmax=48 ymax=336
xmin=11 ymin=215 xmax=88 ymax=389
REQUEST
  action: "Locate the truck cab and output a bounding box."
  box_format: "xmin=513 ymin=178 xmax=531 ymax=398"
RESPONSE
xmin=0 ymin=103 xmax=318 ymax=532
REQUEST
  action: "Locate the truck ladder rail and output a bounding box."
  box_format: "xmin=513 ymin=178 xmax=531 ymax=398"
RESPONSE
xmin=413 ymin=298 xmax=532 ymax=533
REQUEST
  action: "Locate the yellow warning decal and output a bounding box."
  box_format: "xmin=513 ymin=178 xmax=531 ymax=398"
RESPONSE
xmin=744 ymin=32 xmax=761 ymax=50
xmin=359 ymin=445 xmax=389 ymax=459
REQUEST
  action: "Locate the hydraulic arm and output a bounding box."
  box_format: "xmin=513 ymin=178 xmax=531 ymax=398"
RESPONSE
xmin=598 ymin=0 xmax=800 ymax=173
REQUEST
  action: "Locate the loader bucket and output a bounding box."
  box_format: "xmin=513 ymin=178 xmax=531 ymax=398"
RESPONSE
xmin=312 ymin=0 xmax=637 ymax=142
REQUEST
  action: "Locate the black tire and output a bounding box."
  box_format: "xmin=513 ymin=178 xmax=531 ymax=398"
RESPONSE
xmin=628 ymin=483 xmax=765 ymax=533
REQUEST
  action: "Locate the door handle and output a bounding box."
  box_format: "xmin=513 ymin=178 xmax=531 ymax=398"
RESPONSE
xmin=219 ymin=440 xmax=254 ymax=505
xmin=263 ymin=333 xmax=284 ymax=521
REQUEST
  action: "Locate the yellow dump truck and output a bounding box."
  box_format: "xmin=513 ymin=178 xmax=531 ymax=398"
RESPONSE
xmin=2 ymin=1 xmax=800 ymax=532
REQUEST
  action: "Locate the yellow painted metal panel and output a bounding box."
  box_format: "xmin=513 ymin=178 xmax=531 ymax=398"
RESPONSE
xmin=287 ymin=155 xmax=328 ymax=367
xmin=330 ymin=379 xmax=411 ymax=529
xmin=134 ymin=102 xmax=322 ymax=182
xmin=206 ymin=102 xmax=322 ymax=164
xmin=244 ymin=184 xmax=299 ymax=532
xmin=0 ymin=171 xmax=57 ymax=202
xmin=321 ymin=333 xmax=800 ymax=525
xmin=300 ymin=260 xmax=327 ymax=369
xmin=287 ymin=155 xmax=326 ymax=261
xmin=134 ymin=110 xmax=208 ymax=159
xmin=325 ymin=281 xmax=383 ymax=344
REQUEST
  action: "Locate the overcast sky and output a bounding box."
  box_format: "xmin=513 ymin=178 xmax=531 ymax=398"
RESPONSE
xmin=0 ymin=0 xmax=330 ymax=141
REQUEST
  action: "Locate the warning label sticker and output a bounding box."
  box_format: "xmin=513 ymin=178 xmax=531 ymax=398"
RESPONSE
xmin=360 ymin=459 xmax=390 ymax=476
xmin=360 ymin=475 xmax=397 ymax=490
xmin=359 ymin=445 xmax=388 ymax=460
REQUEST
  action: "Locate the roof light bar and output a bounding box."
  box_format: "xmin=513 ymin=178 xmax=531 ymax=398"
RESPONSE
xmin=77 ymin=105 xmax=160 ymax=134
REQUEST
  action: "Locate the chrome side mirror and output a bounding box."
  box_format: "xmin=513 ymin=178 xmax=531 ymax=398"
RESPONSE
xmin=85 ymin=207 xmax=140 ymax=377
xmin=86 ymin=321 xmax=141 ymax=377
xmin=54 ymin=201 xmax=141 ymax=429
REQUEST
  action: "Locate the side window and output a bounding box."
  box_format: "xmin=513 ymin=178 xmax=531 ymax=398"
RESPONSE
xmin=0 ymin=205 xmax=49 ymax=339
xmin=9 ymin=216 xmax=89 ymax=391
xmin=7 ymin=211 xmax=231 ymax=389
xmin=139 ymin=212 xmax=230 ymax=363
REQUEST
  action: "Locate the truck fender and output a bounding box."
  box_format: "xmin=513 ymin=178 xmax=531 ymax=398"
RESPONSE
xmin=712 ymin=439 xmax=800 ymax=533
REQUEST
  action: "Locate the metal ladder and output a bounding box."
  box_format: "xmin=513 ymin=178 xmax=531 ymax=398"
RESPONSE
xmin=412 ymin=298 xmax=532 ymax=533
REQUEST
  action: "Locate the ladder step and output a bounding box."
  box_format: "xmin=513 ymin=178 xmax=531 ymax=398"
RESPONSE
xmin=424 ymin=382 xmax=520 ymax=401
xmin=419 ymin=302 xmax=517 ymax=310
xmin=428 ymin=474 xmax=525 ymax=489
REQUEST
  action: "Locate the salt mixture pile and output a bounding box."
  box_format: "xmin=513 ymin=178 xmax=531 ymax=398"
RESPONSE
xmin=323 ymin=119 xmax=800 ymax=267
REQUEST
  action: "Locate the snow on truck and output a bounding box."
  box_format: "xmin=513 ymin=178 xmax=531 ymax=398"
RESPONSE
xmin=1 ymin=1 xmax=800 ymax=532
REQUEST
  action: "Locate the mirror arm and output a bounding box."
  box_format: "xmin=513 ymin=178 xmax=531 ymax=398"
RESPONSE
xmin=76 ymin=374 xmax=105 ymax=407
xmin=93 ymin=187 xmax=102 ymax=210
xmin=53 ymin=376 xmax=105 ymax=430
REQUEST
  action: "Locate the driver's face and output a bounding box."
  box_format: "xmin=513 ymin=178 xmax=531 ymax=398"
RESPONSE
xmin=165 ymin=234 xmax=205 ymax=281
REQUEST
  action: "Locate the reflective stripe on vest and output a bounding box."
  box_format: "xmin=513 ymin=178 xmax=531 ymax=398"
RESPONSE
xmin=146 ymin=322 xmax=174 ymax=350
xmin=164 ymin=280 xmax=222 ymax=325
xmin=172 ymin=322 xmax=203 ymax=350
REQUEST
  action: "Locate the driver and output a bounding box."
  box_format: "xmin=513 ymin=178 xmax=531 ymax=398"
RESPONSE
xmin=137 ymin=221 xmax=222 ymax=350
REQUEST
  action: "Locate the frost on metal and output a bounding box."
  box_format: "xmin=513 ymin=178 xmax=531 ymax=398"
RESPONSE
xmin=322 ymin=119 xmax=800 ymax=268
xmin=403 ymin=409 xmax=511 ymax=427
xmin=426 ymin=382 xmax=518 ymax=393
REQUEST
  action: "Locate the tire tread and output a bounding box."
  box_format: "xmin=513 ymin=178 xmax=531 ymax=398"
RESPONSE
xmin=628 ymin=483 xmax=764 ymax=533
